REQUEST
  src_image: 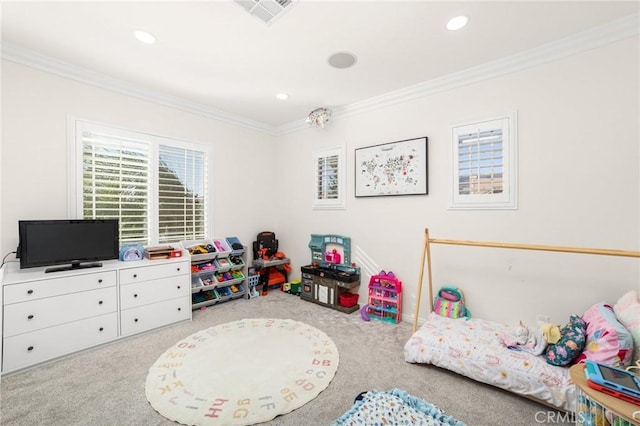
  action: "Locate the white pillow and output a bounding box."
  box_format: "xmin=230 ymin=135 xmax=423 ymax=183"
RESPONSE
xmin=613 ymin=290 xmax=640 ymax=364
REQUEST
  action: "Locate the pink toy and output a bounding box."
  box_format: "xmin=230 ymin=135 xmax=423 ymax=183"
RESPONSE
xmin=214 ymin=240 xmax=226 ymax=252
xmin=365 ymin=273 xmax=402 ymax=324
xmin=439 ymin=291 xmax=459 ymax=301
xmin=324 ymin=249 xmax=342 ymax=264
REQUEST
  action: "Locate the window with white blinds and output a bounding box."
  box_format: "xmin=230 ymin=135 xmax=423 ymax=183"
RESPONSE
xmin=457 ymin=129 xmax=503 ymax=196
xmin=73 ymin=120 xmax=210 ymax=245
xmin=313 ymin=146 xmax=346 ymax=210
xmin=82 ymin=131 xmax=150 ymax=243
xmin=450 ymin=113 xmax=517 ymax=209
xmin=158 ymin=145 xmax=207 ymax=243
xmin=317 ymin=154 xmax=339 ymax=199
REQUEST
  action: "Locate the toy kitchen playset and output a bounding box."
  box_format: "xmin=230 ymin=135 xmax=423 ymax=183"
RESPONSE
xmin=300 ymin=234 xmax=361 ymax=314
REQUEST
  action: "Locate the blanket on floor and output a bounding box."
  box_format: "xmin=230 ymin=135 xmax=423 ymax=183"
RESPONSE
xmin=331 ymin=388 xmax=466 ymax=426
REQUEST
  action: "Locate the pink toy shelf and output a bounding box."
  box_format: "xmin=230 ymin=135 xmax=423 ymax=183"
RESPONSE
xmin=366 ymin=274 xmax=402 ymax=324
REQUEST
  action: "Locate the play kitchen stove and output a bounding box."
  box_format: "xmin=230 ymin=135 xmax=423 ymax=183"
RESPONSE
xmin=300 ymin=234 xmax=360 ymax=314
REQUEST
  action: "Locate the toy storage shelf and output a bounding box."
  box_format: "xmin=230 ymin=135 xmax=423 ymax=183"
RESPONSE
xmin=182 ymin=237 xmax=247 ymax=310
xmin=366 ymin=274 xmax=402 ymax=324
xmin=251 ymin=257 xmax=291 ymax=293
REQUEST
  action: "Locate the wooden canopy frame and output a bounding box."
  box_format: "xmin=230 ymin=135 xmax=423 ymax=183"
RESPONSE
xmin=412 ymin=228 xmax=640 ymax=332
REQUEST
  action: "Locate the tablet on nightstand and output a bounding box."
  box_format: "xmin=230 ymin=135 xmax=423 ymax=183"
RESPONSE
xmin=584 ymin=360 xmax=640 ymax=405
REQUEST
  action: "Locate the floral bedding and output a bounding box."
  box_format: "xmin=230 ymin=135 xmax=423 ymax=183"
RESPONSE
xmin=332 ymin=388 xmax=466 ymax=426
xmin=404 ymin=313 xmax=576 ymax=412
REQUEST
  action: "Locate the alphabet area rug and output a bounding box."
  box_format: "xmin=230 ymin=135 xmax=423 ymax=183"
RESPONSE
xmin=145 ymin=318 xmax=339 ymax=426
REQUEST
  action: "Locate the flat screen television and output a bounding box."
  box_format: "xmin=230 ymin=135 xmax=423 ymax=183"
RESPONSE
xmin=18 ymin=219 xmax=119 ymax=273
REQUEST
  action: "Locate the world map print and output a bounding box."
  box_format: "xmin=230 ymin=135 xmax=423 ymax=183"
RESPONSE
xmin=355 ymin=137 xmax=427 ymax=197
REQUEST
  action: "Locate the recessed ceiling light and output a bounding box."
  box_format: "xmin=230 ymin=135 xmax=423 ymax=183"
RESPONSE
xmin=134 ymin=30 xmax=156 ymax=44
xmin=328 ymin=52 xmax=357 ymax=69
xmin=447 ymin=16 xmax=468 ymax=31
xmin=276 ymin=93 xmax=289 ymax=100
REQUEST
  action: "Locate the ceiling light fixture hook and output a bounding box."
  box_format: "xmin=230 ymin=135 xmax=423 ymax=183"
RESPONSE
xmin=306 ymin=107 xmax=332 ymax=128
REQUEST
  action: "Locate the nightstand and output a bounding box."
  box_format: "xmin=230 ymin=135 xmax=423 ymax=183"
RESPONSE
xmin=569 ymin=363 xmax=639 ymax=425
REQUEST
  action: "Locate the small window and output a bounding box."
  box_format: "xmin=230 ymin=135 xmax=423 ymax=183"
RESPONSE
xmin=450 ymin=113 xmax=517 ymax=209
xmin=313 ymin=146 xmax=346 ymax=210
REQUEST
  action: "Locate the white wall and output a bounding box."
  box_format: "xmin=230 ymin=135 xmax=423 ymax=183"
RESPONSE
xmin=0 ymin=60 xmax=277 ymax=259
xmin=274 ymin=36 xmax=640 ymax=326
xmin=2 ymin=35 xmax=639 ymax=328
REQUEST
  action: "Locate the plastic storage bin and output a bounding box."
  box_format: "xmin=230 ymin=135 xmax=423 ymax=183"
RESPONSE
xmin=339 ymin=292 xmax=359 ymax=308
xmin=182 ymin=239 xmax=218 ymax=262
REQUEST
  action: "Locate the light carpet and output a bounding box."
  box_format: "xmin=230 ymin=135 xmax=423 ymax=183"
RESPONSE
xmin=145 ymin=318 xmax=339 ymax=426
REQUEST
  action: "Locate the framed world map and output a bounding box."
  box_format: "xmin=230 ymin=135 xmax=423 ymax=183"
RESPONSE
xmin=355 ymin=136 xmax=428 ymax=197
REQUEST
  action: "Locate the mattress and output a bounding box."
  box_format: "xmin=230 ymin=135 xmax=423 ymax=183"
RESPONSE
xmin=404 ymin=312 xmax=576 ymax=412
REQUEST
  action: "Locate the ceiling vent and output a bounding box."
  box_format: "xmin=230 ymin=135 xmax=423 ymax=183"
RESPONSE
xmin=234 ymin=0 xmax=296 ymax=25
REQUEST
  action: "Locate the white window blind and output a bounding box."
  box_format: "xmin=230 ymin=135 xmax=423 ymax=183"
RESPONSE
xmin=82 ymin=130 xmax=150 ymax=244
xmin=317 ymin=154 xmax=339 ymax=200
xmin=451 ymin=113 xmax=517 ymax=210
xmin=75 ymin=120 xmax=210 ymax=245
xmin=158 ymin=145 xmax=207 ymax=243
xmin=457 ymin=129 xmax=504 ymax=195
xmin=313 ymin=146 xmax=346 ymax=210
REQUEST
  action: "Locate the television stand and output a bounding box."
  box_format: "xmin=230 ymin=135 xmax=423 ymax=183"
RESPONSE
xmin=1 ymin=255 xmax=192 ymax=374
xmin=45 ymin=261 xmax=102 ymax=273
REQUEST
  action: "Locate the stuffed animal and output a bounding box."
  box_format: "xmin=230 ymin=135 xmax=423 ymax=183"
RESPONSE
xmin=500 ymin=321 xmax=548 ymax=355
xmin=501 ymin=321 xmax=535 ymax=346
xmin=541 ymin=323 xmax=561 ymax=344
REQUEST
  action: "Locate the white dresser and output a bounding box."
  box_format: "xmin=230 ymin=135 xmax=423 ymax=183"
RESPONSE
xmin=1 ymin=256 xmax=191 ymax=374
xmin=119 ymin=261 xmax=191 ymax=337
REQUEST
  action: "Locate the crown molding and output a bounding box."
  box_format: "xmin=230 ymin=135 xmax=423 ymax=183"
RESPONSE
xmin=2 ymin=13 xmax=637 ymax=137
xmin=275 ymin=13 xmax=639 ymax=135
xmin=1 ymin=42 xmax=278 ymax=136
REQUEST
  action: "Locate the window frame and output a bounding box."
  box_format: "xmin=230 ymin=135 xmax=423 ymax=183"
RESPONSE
xmin=450 ymin=112 xmax=518 ymax=210
xmin=312 ymin=146 xmax=346 ymax=210
xmin=67 ymin=117 xmax=213 ymax=245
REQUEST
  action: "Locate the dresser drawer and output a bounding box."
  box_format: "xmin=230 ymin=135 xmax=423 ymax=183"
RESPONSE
xmin=2 ymin=312 xmax=118 ymax=373
xmin=119 ymin=261 xmax=189 ymax=285
xmin=120 ymin=297 xmax=191 ymax=337
xmin=120 ymin=275 xmax=189 ymax=310
xmin=3 ymin=271 xmax=117 ymax=304
xmin=3 ymin=288 xmax=117 ymax=337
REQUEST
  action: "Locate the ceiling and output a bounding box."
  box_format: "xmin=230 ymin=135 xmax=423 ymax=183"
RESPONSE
xmin=2 ymin=1 xmax=638 ymax=131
